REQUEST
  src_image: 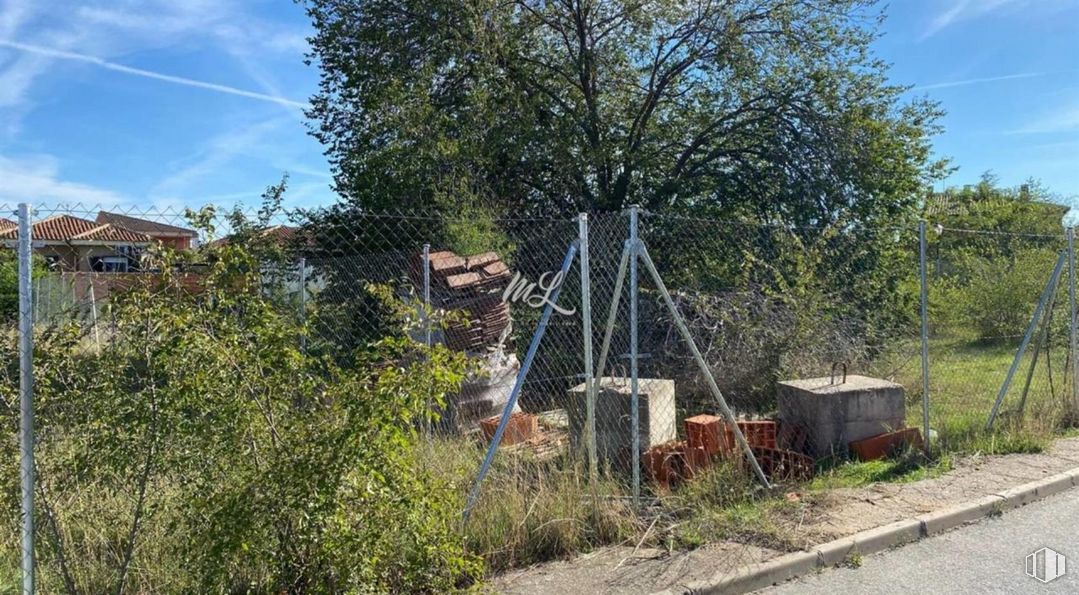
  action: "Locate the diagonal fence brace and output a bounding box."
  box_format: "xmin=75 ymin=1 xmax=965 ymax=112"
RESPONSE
xmin=636 ymin=240 xmax=772 ymax=489
xmin=463 ymin=239 xmax=580 ymax=520
xmin=987 ymin=250 xmax=1067 ymax=430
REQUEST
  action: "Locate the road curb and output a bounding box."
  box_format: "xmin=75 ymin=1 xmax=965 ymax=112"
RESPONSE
xmin=654 ymin=466 xmax=1079 ymax=594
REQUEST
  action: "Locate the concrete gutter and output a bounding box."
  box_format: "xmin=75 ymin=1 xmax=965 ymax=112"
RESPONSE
xmin=653 ymin=468 xmax=1079 ymax=595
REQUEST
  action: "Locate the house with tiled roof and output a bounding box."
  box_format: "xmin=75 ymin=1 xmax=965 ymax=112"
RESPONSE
xmin=96 ymin=211 xmax=197 ymax=249
xmin=0 ymin=214 xmax=153 ymax=272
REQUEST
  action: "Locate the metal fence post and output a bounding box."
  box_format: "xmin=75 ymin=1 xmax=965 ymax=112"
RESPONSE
xmin=578 ymin=215 xmax=597 ymax=482
xmin=1069 ymin=227 xmax=1078 ymax=411
xmin=298 ymin=256 xmax=307 ymax=353
xmin=628 ymin=205 xmax=640 ymax=507
xmin=422 ymin=244 xmax=432 ymax=436
xmin=919 ymin=220 xmax=930 ymax=456
xmin=463 ymin=241 xmax=579 ymax=520
xmin=17 ymin=203 xmax=35 ymax=595
xmin=423 ymin=244 xmax=431 ymax=349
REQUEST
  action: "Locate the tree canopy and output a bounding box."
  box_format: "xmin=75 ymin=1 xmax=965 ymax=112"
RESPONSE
xmin=303 ymin=0 xmax=945 ymax=224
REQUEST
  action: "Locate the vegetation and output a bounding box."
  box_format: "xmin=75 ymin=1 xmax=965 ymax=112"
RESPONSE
xmin=0 ymin=249 xmax=15 ymax=322
xmin=303 ymin=0 xmax=944 ymax=219
xmin=298 ymin=0 xmax=947 ymax=365
xmin=0 ymin=227 xmax=481 ymax=593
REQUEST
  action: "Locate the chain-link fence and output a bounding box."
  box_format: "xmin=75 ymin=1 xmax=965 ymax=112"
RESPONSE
xmin=2 ymin=201 xmax=1078 ymax=590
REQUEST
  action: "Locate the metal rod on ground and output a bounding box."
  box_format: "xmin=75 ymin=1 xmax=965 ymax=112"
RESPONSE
xmin=636 ymin=241 xmax=771 ymax=489
xmin=463 ymin=241 xmax=579 ymax=521
xmin=987 ymin=251 xmax=1067 ymax=430
xmin=1069 ymin=228 xmax=1078 ymax=411
xmin=919 ymin=220 xmax=931 ymax=456
xmin=578 ymin=214 xmax=598 ymax=482
xmin=17 ymin=203 xmax=35 ymax=595
xmin=298 ymin=256 xmax=307 ymax=353
xmin=628 ymin=206 xmax=640 ymax=507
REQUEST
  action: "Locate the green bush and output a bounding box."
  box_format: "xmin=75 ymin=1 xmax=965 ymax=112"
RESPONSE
xmin=944 ymin=247 xmax=1059 ymax=340
xmin=0 ymin=233 xmax=481 ymax=593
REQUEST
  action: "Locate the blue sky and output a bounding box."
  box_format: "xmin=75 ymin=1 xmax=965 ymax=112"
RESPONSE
xmin=0 ymin=0 xmax=1076 ymax=213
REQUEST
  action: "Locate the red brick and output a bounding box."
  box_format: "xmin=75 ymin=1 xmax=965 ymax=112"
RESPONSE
xmin=849 ymin=428 xmax=923 ymax=461
xmin=643 ymin=441 xmax=681 ymax=487
xmin=480 ymin=412 xmax=538 ymax=447
xmin=683 ymin=443 xmax=711 ymax=480
xmin=717 ymin=420 xmax=778 ymax=453
xmin=685 ymin=414 xmax=727 ymax=455
xmin=749 ymin=446 xmax=815 ymax=481
xmin=644 ymin=440 xmax=714 ymax=487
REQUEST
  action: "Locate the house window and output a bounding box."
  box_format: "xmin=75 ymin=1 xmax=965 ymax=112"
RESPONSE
xmin=90 ymin=256 xmax=130 ymax=273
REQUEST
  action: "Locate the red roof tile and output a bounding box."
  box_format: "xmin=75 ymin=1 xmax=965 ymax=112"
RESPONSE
xmin=0 ymin=218 xmax=15 ymax=231
xmin=0 ymin=214 xmax=152 ymax=243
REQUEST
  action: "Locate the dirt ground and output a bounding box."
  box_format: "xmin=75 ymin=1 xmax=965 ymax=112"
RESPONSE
xmin=491 ymin=437 xmax=1079 ymax=594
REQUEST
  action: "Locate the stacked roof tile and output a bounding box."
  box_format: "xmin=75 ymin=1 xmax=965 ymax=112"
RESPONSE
xmin=411 ymin=250 xmax=513 ymax=352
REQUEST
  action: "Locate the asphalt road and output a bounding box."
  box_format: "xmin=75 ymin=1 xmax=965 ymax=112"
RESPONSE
xmin=763 ymin=487 xmax=1079 ymax=594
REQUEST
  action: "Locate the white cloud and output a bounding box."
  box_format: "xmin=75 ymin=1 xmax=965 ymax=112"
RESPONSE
xmin=151 ymin=118 xmax=289 ymax=200
xmin=0 ymin=0 xmax=327 ymax=210
xmin=0 ymin=154 xmax=125 ymax=205
xmin=0 ymin=0 xmax=312 ymax=123
xmin=921 ymin=0 xmax=1031 ymax=39
xmin=1012 ymin=105 xmax=1079 ymax=134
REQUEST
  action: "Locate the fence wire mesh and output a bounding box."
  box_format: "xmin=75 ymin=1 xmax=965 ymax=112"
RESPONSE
xmin=1 ymin=201 xmax=1077 ymax=591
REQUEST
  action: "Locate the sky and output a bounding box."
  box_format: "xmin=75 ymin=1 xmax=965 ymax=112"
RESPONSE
xmin=0 ymin=0 xmax=1077 ymax=214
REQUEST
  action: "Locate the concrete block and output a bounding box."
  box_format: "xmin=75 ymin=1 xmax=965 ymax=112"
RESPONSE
xmin=778 ymin=375 xmax=905 ymax=457
xmin=567 ymin=377 xmax=676 ymax=471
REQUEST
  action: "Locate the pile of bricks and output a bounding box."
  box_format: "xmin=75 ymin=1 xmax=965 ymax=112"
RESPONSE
xmin=410 ymin=250 xmax=512 ymax=352
xmin=644 ymin=414 xmax=816 ymax=487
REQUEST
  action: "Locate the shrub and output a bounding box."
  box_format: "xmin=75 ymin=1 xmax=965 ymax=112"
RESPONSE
xmin=949 ymin=247 xmax=1059 ymax=341
xmin=0 ymin=230 xmax=482 ymax=593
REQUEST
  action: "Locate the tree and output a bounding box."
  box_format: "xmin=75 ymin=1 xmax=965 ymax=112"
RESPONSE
xmin=302 ymin=0 xmax=945 ymax=224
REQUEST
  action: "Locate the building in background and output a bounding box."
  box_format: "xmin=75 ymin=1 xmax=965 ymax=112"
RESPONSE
xmin=96 ymin=211 xmax=198 ymax=250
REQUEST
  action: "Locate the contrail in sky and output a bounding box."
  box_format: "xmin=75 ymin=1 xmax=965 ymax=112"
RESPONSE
xmin=0 ymin=38 xmax=309 ymax=109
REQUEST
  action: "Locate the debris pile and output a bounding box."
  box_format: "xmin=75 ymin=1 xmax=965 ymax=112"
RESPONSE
xmin=411 ymin=250 xmax=512 ymax=352
xmin=410 ymin=249 xmax=517 ymax=429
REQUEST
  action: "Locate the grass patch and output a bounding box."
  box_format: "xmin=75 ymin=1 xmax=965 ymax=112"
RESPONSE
xmin=660 ymin=462 xmax=802 ymax=552
xmin=891 ymin=337 xmax=1071 ymax=455
xmin=807 ymin=452 xmax=952 ymax=491
xmin=421 ymin=437 xmax=638 ymax=574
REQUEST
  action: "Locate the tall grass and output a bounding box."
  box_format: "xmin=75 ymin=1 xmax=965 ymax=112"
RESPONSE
xmin=419 ymin=438 xmax=638 ymax=573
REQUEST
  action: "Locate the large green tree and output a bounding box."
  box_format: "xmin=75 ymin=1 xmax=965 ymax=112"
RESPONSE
xmin=302 ymin=0 xmax=945 ymax=223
